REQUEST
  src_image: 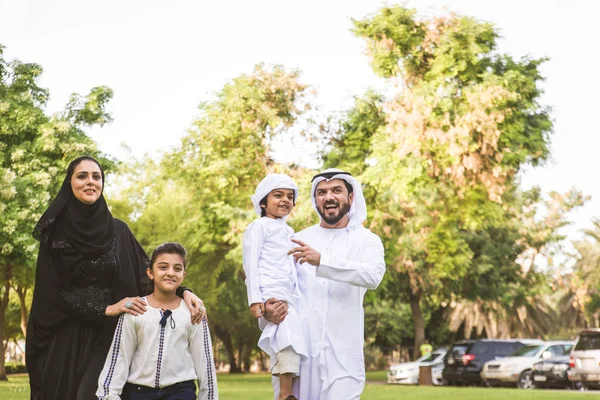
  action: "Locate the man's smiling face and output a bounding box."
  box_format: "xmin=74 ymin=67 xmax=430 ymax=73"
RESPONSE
xmin=314 ymin=179 xmax=353 ymax=228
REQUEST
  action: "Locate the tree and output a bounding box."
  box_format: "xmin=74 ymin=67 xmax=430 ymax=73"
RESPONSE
xmin=352 ymin=6 xmax=554 ymax=358
xmin=114 ymin=65 xmax=312 ymax=372
xmin=557 ymin=218 xmax=600 ymax=328
xmin=444 ymin=188 xmax=586 ymax=339
xmin=0 ymin=44 xmax=112 ymax=379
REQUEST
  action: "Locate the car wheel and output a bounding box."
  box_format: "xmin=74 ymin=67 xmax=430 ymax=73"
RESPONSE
xmin=572 ymin=382 xmax=586 ymax=391
xmin=517 ymin=370 xmax=535 ymax=389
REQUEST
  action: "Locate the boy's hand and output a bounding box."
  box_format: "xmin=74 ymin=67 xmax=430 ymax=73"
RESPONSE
xmin=250 ymin=302 xmax=264 ymax=318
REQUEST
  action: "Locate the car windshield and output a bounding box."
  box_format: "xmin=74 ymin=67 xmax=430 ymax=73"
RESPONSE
xmin=420 ymin=352 xmax=443 ymax=363
xmin=575 ymin=333 xmax=600 ymax=351
xmin=511 ymin=345 xmax=542 ymax=357
xmin=469 ymin=341 xmax=518 ymax=356
xmin=449 ymin=344 xmax=469 ymax=358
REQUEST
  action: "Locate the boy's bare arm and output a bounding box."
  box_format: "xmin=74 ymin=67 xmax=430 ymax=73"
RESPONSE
xmin=249 ymin=302 xmax=264 ymax=318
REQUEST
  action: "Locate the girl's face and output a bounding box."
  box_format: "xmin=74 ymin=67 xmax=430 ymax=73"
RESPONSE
xmin=262 ymin=188 xmax=295 ymax=219
xmin=71 ymin=160 xmax=103 ymax=204
xmin=147 ymin=253 xmax=186 ymax=294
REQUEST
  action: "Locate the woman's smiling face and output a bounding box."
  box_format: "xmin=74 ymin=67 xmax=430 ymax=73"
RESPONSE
xmin=70 ymin=159 xmax=103 ymax=204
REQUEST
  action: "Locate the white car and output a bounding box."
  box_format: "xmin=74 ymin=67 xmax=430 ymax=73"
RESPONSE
xmin=569 ymin=329 xmax=600 ymax=389
xmin=388 ymin=349 xmax=447 ymax=385
xmin=481 ymin=341 xmax=573 ymax=389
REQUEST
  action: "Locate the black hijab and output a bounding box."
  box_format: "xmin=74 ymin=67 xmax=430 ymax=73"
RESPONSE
xmin=33 ymin=156 xmax=116 ymax=269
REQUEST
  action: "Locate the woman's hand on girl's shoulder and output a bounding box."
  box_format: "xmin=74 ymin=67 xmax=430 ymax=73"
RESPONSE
xmin=105 ymin=297 xmax=147 ymax=317
xmin=183 ymin=291 xmax=206 ymax=324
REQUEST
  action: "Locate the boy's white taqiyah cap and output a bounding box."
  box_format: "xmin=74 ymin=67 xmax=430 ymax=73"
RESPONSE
xmin=310 ymin=168 xmax=367 ymax=228
xmin=251 ymin=173 xmax=299 ymax=216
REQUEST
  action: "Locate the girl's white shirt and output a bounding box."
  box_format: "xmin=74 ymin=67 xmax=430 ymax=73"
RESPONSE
xmin=96 ymin=298 xmax=218 ymax=400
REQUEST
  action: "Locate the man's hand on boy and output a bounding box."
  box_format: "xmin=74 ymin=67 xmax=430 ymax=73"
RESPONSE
xmin=263 ymin=298 xmax=288 ymax=324
xmin=289 ymin=239 xmax=321 ymax=266
xmin=250 ymin=302 xmax=264 ymax=318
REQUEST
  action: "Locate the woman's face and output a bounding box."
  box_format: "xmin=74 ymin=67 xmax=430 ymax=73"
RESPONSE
xmin=70 ymin=160 xmax=103 ymax=204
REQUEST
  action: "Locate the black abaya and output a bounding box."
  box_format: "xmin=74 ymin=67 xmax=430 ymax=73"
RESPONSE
xmin=27 ymin=219 xmax=149 ymax=400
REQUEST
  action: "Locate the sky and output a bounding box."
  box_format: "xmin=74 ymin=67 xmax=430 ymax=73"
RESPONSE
xmin=1 ymin=0 xmax=599 ymax=253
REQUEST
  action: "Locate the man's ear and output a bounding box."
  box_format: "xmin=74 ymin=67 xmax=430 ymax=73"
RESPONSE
xmin=349 ymin=192 xmax=354 ymax=205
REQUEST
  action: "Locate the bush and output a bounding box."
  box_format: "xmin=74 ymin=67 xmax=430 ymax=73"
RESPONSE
xmin=5 ymin=363 xmax=27 ymax=374
xmin=364 ymin=345 xmax=390 ymax=371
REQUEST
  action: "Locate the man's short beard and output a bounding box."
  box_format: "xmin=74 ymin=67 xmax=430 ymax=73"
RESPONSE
xmin=318 ymin=202 xmax=350 ymax=226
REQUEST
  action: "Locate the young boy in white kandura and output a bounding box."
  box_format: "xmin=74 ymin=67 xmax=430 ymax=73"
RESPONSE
xmin=243 ymin=174 xmax=307 ymax=400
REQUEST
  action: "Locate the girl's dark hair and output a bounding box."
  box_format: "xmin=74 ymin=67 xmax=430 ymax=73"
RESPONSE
xmin=259 ymin=189 xmax=297 ymax=217
xmin=144 ymin=242 xmax=188 ymax=294
xmin=148 ymin=242 xmax=188 ymax=270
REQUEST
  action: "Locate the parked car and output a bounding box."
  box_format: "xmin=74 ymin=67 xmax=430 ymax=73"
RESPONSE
xmin=532 ymin=355 xmax=583 ymax=390
xmin=481 ymin=341 xmax=573 ymax=389
xmin=388 ymin=348 xmax=447 ymax=385
xmin=443 ymin=339 xmax=533 ymax=386
xmin=569 ymin=328 xmax=600 ymax=389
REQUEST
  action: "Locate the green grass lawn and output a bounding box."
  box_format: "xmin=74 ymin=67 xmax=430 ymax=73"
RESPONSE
xmin=0 ymin=373 xmax=594 ymax=400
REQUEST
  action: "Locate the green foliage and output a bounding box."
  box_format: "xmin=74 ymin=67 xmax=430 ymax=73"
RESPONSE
xmin=557 ymin=218 xmax=600 ymax=328
xmin=364 ymin=299 xmax=415 ymax=353
xmin=0 ymin=44 xmax=111 ymax=269
xmin=352 ymin=7 xmax=427 ymax=79
xmin=322 ymin=91 xmax=385 ymax=176
xmin=345 ymin=6 xmax=582 ymax=354
xmin=0 ymin=44 xmax=113 ymax=371
xmin=2 ymin=302 xmax=22 ymax=342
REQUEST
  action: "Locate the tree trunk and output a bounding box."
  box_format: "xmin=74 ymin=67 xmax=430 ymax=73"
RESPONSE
xmin=259 ymin=350 xmax=268 ymax=371
xmin=236 ymin=341 xmax=245 ymax=373
xmin=409 ymin=290 xmax=425 ymax=361
xmin=242 ymin=341 xmax=252 ymax=372
xmin=15 ymin=287 xmax=28 ymax=337
xmin=214 ymin=326 xmax=240 ymax=373
xmin=0 ymin=265 xmax=12 ymax=381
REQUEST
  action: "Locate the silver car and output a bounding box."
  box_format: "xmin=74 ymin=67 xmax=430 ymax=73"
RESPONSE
xmin=569 ymin=329 xmax=600 ymax=388
xmin=388 ymin=349 xmax=447 ymax=385
xmin=481 ymin=341 xmax=572 ymax=389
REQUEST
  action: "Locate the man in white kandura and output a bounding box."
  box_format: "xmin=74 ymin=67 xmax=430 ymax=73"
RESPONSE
xmin=264 ymin=168 xmax=386 ymax=400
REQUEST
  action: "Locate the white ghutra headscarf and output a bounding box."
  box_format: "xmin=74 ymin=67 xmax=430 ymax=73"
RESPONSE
xmin=250 ymin=173 xmax=299 ymax=216
xmin=310 ymin=168 xmax=367 ymax=228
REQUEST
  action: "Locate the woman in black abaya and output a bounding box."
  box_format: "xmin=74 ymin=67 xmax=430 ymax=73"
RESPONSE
xmin=26 ymin=156 xmax=205 ymax=400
